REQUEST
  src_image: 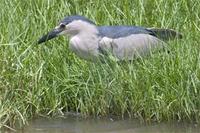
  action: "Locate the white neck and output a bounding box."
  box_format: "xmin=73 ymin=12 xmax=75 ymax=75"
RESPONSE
xmin=68 ymin=21 xmax=100 ymax=61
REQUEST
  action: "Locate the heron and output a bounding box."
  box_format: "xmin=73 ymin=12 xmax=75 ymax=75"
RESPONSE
xmin=38 ymin=15 xmax=182 ymax=62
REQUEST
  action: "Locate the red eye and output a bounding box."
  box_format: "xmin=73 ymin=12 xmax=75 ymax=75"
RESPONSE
xmin=60 ymin=23 xmax=65 ymax=28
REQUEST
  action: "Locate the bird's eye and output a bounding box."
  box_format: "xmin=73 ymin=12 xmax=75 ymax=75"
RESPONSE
xmin=59 ymin=23 xmax=65 ymax=28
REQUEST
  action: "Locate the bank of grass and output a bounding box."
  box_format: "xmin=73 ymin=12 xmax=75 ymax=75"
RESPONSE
xmin=0 ymin=0 xmax=200 ymax=129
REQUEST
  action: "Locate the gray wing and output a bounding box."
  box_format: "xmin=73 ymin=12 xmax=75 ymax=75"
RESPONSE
xmin=98 ymin=26 xmax=159 ymax=59
xmin=98 ymin=26 xmax=155 ymax=39
xmin=98 ymin=34 xmax=165 ymax=60
xmin=97 ymin=26 xmax=181 ymax=60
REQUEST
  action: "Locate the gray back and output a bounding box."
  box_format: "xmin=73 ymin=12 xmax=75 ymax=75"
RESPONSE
xmin=98 ymin=26 xmax=155 ymax=39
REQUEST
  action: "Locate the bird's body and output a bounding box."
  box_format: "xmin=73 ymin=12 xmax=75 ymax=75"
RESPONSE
xmin=100 ymin=34 xmax=163 ymax=60
xmin=38 ymin=15 xmax=182 ymax=62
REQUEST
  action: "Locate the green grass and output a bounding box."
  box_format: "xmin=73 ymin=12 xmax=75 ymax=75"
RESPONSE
xmin=0 ymin=0 xmax=200 ymax=129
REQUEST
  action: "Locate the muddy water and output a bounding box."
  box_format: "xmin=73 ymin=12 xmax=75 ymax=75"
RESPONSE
xmin=17 ymin=116 xmax=199 ymax=133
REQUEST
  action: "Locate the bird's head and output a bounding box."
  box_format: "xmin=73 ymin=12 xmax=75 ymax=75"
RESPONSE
xmin=38 ymin=15 xmax=96 ymax=44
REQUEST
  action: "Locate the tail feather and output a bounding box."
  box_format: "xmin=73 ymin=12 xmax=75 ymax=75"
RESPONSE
xmin=147 ymin=28 xmax=183 ymax=41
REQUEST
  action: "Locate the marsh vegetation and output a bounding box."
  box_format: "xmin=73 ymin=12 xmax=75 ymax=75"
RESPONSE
xmin=0 ymin=0 xmax=200 ymax=129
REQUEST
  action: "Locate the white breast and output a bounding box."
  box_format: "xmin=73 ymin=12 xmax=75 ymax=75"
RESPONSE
xmin=69 ymin=34 xmax=100 ymax=61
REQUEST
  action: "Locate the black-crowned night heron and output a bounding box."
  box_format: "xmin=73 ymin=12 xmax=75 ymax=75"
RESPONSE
xmin=38 ymin=15 xmax=182 ymax=62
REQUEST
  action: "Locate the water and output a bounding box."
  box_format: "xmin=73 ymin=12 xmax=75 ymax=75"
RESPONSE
xmin=13 ymin=116 xmax=200 ymax=133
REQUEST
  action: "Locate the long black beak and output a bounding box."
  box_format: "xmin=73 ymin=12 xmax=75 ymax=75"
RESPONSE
xmin=38 ymin=28 xmax=63 ymax=44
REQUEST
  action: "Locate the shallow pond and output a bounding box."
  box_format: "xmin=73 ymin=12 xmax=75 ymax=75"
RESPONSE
xmin=13 ymin=116 xmax=200 ymax=133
